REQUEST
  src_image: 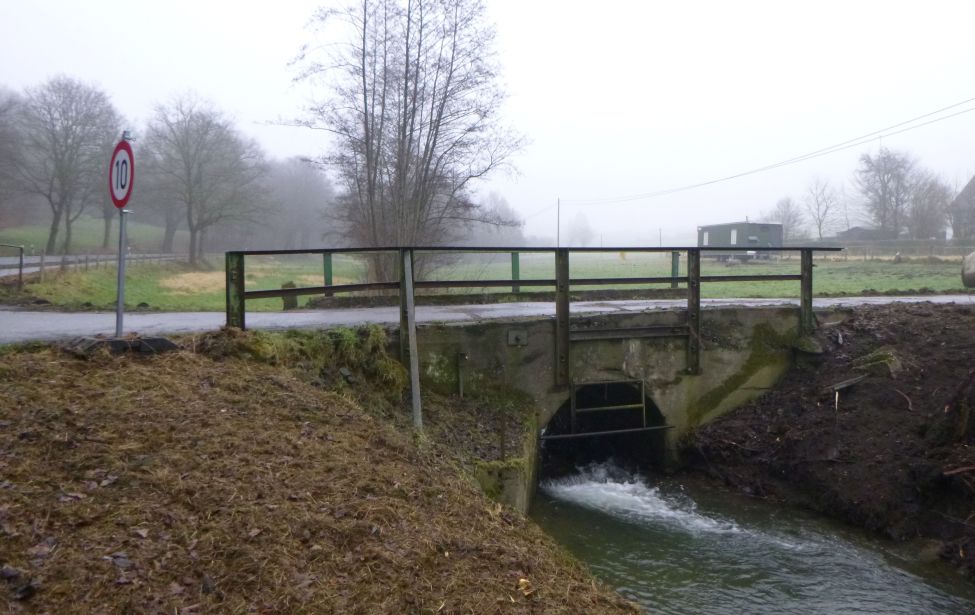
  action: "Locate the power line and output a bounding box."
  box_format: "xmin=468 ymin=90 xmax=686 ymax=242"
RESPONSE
xmin=561 ymin=95 xmax=975 ymax=206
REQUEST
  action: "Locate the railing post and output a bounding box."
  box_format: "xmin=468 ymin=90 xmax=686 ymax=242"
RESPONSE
xmin=225 ymin=252 xmax=246 ymax=330
xmin=555 ymin=248 xmax=570 ymax=387
xmin=511 ymin=251 xmax=520 ymax=293
xmin=323 ymin=252 xmax=333 ymax=288
xmin=800 ymin=248 xmax=814 ymax=335
xmin=686 ymin=248 xmax=701 ymax=374
xmin=17 ymin=246 xmax=23 ymax=292
xmin=38 ymin=251 xmax=45 ymax=283
xmin=399 ymin=249 xmax=423 ymax=430
xmin=670 ymin=250 xmax=679 ymax=289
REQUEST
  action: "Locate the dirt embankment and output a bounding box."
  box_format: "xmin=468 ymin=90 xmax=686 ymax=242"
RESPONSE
xmin=688 ymin=303 xmax=975 ymax=575
xmin=0 ymin=330 xmax=638 ymax=614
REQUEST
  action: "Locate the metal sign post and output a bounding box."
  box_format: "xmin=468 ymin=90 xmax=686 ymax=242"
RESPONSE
xmin=109 ymin=135 xmax=135 ymax=337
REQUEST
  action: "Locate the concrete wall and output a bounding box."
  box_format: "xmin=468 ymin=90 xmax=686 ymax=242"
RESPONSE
xmin=417 ymin=305 xmax=801 ymax=458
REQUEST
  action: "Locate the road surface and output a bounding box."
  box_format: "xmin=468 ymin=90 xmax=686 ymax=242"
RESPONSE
xmin=1 ymin=295 xmax=973 ymax=344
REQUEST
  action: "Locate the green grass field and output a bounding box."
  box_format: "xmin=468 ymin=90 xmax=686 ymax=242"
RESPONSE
xmin=8 ymin=251 xmax=970 ymax=312
xmin=0 ymin=215 xmax=183 ymax=254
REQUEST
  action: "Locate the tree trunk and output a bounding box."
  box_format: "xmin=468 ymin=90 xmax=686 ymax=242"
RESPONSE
xmin=45 ymin=209 xmax=62 ymax=255
xmin=188 ymin=227 xmax=198 ymax=267
xmin=101 ymin=210 xmax=113 ymax=250
xmin=62 ymin=216 xmax=74 ymax=255
xmin=161 ymin=219 xmax=178 ymax=253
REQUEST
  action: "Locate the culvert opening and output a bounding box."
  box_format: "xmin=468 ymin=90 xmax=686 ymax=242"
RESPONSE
xmin=539 ymin=381 xmax=668 ymax=479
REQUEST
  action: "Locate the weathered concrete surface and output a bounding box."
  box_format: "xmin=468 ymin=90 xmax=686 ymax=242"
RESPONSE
xmin=963 ymin=252 xmax=975 ymax=287
xmin=415 ymin=305 xmax=803 ymax=459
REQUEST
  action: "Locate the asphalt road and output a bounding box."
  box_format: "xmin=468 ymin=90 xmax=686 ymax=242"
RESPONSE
xmin=1 ymin=295 xmax=973 ymax=344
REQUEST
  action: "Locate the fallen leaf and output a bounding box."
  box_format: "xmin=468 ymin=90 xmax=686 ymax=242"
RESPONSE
xmin=248 ymin=528 xmax=262 ymax=538
xmin=517 ymin=577 xmax=535 ymax=597
xmin=133 ymin=528 xmax=150 ymax=539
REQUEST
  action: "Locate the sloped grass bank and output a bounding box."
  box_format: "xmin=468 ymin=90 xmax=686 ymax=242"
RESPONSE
xmin=0 ymin=330 xmax=638 ymax=614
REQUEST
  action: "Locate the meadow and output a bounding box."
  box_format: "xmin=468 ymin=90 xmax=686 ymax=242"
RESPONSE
xmin=10 ymin=250 xmax=970 ymax=312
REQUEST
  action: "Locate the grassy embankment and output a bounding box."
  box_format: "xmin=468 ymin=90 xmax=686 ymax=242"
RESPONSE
xmin=0 ymin=328 xmax=640 ymax=613
xmin=3 ymin=250 xmax=970 ymax=312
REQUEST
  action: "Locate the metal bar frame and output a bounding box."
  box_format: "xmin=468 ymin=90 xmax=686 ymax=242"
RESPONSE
xmin=540 ymin=425 xmax=674 ymax=441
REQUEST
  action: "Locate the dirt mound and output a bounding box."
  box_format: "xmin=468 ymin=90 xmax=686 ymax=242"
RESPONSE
xmin=0 ymin=344 xmax=638 ymax=613
xmin=688 ymin=302 xmax=975 ymax=576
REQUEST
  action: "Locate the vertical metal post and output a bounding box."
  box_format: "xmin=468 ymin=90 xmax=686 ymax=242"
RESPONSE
xmin=555 ymin=248 xmax=570 ymax=387
xmin=38 ymin=251 xmax=45 ymax=283
xmin=323 ymin=252 xmax=333 ymax=287
xmin=511 ymin=251 xmax=520 ymax=293
xmin=670 ymin=250 xmax=679 ymax=289
xmin=17 ymin=246 xmax=23 ymax=292
xmin=115 ymin=209 xmax=129 ymax=337
xmin=225 ymin=252 xmax=246 ymax=329
xmin=400 ymin=249 xmax=423 ymax=430
xmin=800 ymin=248 xmax=814 ymax=335
xmin=569 ymin=384 xmax=578 ymax=434
xmin=686 ymin=248 xmax=701 ymax=374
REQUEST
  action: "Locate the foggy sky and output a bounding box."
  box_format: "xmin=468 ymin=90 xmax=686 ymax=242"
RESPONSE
xmin=2 ymin=0 xmax=974 ymax=245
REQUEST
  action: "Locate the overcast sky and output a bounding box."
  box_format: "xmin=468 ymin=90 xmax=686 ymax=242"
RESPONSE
xmin=2 ymin=0 xmax=974 ymax=245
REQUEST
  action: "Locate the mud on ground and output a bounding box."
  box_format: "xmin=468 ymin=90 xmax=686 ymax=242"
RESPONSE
xmin=688 ymin=302 xmax=975 ymax=576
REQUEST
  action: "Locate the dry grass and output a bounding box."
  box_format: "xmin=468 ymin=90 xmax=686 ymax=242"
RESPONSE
xmin=159 ymin=272 xmax=227 ymax=295
xmin=0 ymin=338 xmax=639 ymax=614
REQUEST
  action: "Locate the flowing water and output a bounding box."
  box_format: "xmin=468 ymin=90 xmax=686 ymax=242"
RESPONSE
xmin=532 ymin=462 xmax=975 ymax=614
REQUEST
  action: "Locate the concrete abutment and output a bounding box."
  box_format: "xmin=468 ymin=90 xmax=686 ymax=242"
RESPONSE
xmin=414 ymin=306 xmax=807 ymax=511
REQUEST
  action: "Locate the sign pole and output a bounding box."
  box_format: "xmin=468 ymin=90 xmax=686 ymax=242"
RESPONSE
xmin=109 ymin=133 xmax=135 ymax=338
xmin=115 ymin=208 xmax=128 ymax=337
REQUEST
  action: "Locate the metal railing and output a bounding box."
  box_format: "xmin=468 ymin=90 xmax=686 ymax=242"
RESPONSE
xmin=0 ymin=243 xmax=24 ymax=291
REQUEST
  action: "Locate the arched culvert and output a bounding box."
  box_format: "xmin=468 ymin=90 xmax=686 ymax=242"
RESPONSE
xmin=539 ymin=381 xmax=668 ymax=478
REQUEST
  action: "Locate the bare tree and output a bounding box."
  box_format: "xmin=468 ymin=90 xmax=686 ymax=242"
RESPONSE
xmin=567 ymin=212 xmax=595 ymax=246
xmin=906 ymin=171 xmax=951 ymax=239
xmin=143 ymin=96 xmax=269 ymax=265
xmin=763 ymin=197 xmax=806 ymax=242
xmin=0 ymin=88 xmax=22 ymax=225
xmin=855 ymin=148 xmax=914 ymax=238
xmin=10 ymin=76 xmax=121 ymax=254
xmin=297 ymin=0 xmax=522 ymax=279
xmin=803 ymin=177 xmax=839 ymax=240
xmin=263 ymin=158 xmax=335 ymax=249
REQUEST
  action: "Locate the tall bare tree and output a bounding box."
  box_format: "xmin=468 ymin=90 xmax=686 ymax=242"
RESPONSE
xmin=0 ymin=88 xmax=22 ymax=225
xmin=803 ymin=177 xmax=839 ymax=240
xmin=11 ymin=76 xmax=121 ymax=254
xmin=763 ymin=197 xmax=806 ymax=242
xmin=143 ymin=96 xmax=268 ymax=265
xmin=906 ymin=171 xmax=951 ymax=240
xmin=297 ymin=0 xmax=522 ymax=279
xmin=855 ymin=148 xmax=914 ymax=238
xmin=264 ymin=158 xmax=335 ymax=249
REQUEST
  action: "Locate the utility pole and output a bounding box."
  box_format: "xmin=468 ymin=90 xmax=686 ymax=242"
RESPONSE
xmin=556 ymin=197 xmax=561 ymax=247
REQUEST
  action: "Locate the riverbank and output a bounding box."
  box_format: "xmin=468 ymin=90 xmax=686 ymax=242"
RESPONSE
xmin=0 ymin=330 xmax=638 ymax=613
xmin=687 ymin=303 xmax=975 ymax=577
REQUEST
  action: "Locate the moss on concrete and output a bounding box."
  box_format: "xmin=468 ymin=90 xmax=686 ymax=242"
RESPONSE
xmin=686 ymin=322 xmax=796 ymax=427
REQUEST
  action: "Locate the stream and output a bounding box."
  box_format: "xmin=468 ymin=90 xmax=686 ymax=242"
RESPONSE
xmin=532 ymin=462 xmax=975 ymax=614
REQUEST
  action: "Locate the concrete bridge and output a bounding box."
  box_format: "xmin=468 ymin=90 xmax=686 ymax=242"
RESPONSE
xmin=226 ymin=245 xmax=840 ymax=482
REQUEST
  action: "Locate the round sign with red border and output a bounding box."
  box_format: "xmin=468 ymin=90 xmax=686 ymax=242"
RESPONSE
xmin=109 ymin=140 xmax=134 ymax=209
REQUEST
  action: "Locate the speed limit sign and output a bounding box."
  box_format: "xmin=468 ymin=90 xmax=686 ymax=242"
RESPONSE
xmin=109 ymin=139 xmax=134 ymax=208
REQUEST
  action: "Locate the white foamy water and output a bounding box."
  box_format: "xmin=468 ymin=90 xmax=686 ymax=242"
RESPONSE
xmin=540 ymin=462 xmax=742 ymax=535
